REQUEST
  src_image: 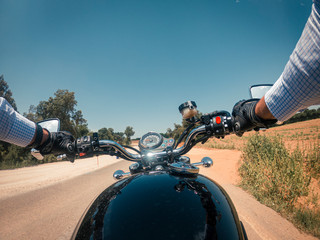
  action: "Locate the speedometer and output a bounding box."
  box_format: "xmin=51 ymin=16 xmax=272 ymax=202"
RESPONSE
xmin=139 ymin=132 xmax=163 ymax=150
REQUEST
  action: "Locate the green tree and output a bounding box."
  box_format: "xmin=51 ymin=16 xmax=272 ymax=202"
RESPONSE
xmin=124 ymin=126 xmax=135 ymax=145
xmin=284 ymin=108 xmax=320 ymax=124
xmin=25 ymin=89 xmax=89 ymax=137
xmin=0 ymin=75 xmax=17 ymax=111
xmin=98 ymin=128 xmax=115 ymax=141
xmin=97 ymin=126 xmax=134 ymax=145
xmin=164 ymin=111 xmax=203 ymax=140
xmin=0 ymin=76 xmax=17 ymax=164
xmin=24 ymin=105 xmax=42 ymax=122
xmin=113 ymin=132 xmax=125 ymax=145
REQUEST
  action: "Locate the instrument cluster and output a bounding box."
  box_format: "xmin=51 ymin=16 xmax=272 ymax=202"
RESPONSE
xmin=139 ymin=132 xmax=175 ymax=151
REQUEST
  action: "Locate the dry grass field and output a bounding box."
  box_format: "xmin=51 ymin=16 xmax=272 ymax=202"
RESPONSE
xmin=203 ymin=118 xmax=320 ymax=151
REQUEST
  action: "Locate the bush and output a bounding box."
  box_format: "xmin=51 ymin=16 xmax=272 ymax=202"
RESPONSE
xmin=293 ymin=208 xmax=320 ymax=238
xmin=239 ymin=134 xmax=310 ymax=210
xmin=305 ymin=142 xmax=320 ymax=179
xmin=0 ymin=144 xmax=59 ymax=170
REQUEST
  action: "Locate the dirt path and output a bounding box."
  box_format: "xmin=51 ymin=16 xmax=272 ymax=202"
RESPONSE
xmin=0 ymin=156 xmax=119 ymax=200
xmin=0 ymin=149 xmax=317 ymax=240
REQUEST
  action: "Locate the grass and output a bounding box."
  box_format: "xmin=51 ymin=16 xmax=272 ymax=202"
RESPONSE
xmin=203 ymin=135 xmax=239 ymax=150
xmin=239 ymin=134 xmax=320 ymax=238
xmin=205 ymin=141 xmax=236 ymax=150
xmin=305 ymin=141 xmax=320 ymax=179
xmin=239 ymin=134 xmax=310 ymax=209
xmin=293 ymin=208 xmax=320 ymax=237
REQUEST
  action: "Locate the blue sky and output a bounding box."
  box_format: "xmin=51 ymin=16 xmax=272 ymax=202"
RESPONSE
xmin=0 ymin=0 xmax=313 ymax=137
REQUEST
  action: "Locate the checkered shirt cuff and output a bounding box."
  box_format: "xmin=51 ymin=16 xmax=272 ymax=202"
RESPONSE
xmin=0 ymin=97 xmax=36 ymax=147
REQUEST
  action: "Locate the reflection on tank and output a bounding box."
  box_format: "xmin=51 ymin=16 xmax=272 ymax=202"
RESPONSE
xmin=76 ymin=176 xmax=136 ymax=239
xmin=175 ymin=179 xmax=222 ymax=240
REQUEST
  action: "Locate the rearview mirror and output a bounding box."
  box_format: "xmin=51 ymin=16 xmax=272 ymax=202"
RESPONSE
xmin=249 ymin=84 xmax=273 ymax=99
xmin=37 ymin=118 xmax=60 ymax=132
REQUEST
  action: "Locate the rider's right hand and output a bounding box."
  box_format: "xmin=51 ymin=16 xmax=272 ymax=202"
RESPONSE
xmin=232 ymin=99 xmax=277 ymax=137
xmin=36 ymin=131 xmax=76 ymax=162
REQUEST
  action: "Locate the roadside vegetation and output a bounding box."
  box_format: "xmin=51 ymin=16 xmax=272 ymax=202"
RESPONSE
xmin=165 ymin=110 xmax=320 ymax=237
xmin=0 ymin=75 xmax=135 ymax=170
xmin=239 ymin=134 xmax=320 ymax=238
xmin=199 ymin=117 xmax=320 ymax=238
xmin=205 ymin=138 xmax=236 ymax=150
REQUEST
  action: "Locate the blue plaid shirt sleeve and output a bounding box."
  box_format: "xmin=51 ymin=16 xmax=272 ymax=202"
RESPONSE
xmin=265 ymin=0 xmax=320 ymax=122
xmin=0 ymin=97 xmax=36 ymax=147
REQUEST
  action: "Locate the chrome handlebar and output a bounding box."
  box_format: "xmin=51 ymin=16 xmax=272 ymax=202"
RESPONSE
xmin=31 ymin=111 xmax=233 ymax=163
xmin=98 ymin=140 xmax=142 ymax=161
xmin=95 ymin=111 xmax=233 ymax=161
xmin=95 ymin=125 xmax=207 ymax=162
xmin=173 ymin=125 xmax=207 ymax=156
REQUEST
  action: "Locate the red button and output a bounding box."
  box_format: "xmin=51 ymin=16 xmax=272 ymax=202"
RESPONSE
xmin=216 ymin=116 xmax=221 ymax=124
xmin=79 ymin=152 xmax=86 ymax=157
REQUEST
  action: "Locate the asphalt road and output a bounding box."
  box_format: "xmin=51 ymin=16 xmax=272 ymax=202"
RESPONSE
xmin=0 ymin=159 xmax=131 ymax=240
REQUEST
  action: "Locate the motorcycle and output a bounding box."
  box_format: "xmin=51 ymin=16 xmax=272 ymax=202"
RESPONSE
xmin=32 ymin=101 xmax=249 ymax=240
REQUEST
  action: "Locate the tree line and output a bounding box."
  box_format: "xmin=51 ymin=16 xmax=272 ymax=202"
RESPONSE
xmin=161 ymin=111 xmax=203 ymax=141
xmin=284 ymin=108 xmax=320 ymax=124
xmin=0 ymin=75 xmax=134 ymax=169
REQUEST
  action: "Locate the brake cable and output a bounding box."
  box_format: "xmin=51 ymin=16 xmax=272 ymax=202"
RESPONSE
xmin=174 ymin=123 xmax=195 ymax=149
xmin=122 ymin=145 xmax=141 ymax=154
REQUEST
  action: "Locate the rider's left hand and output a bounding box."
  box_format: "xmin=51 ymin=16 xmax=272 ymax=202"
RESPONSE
xmin=36 ymin=131 xmax=76 ymax=162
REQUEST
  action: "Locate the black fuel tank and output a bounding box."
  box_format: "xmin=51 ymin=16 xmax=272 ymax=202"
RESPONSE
xmin=73 ymin=172 xmax=245 ymax=240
